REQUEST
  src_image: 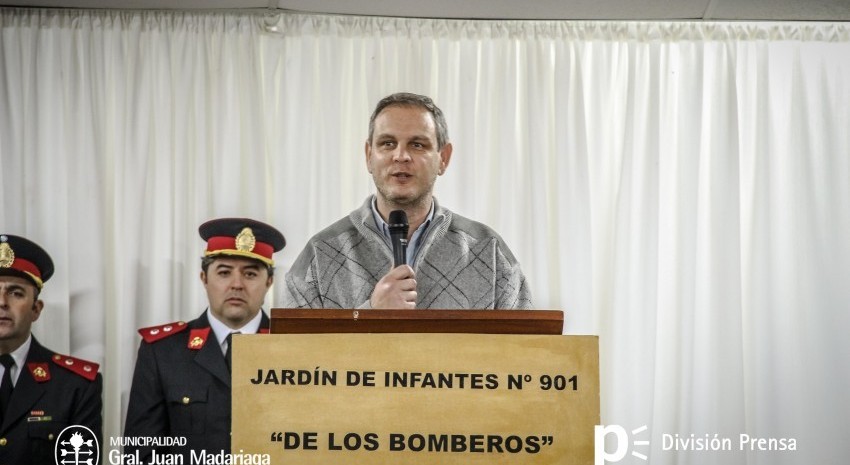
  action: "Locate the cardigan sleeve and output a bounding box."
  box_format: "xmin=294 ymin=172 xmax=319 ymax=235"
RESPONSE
xmin=494 ymin=241 xmax=534 ymax=310
xmin=282 ymin=245 xmax=324 ymax=308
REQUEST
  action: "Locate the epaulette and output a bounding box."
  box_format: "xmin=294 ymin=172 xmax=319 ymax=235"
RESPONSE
xmin=51 ymin=354 xmax=99 ymax=381
xmin=138 ymin=321 xmax=189 ymax=343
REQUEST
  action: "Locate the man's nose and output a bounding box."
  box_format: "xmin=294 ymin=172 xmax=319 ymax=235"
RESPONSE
xmin=392 ymin=147 xmax=412 ymax=162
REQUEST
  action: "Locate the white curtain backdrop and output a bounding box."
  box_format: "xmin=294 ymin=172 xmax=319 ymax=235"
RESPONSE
xmin=1 ymin=8 xmax=848 ymax=464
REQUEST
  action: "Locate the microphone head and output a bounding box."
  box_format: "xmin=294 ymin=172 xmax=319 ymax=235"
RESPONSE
xmin=388 ymin=210 xmax=409 ymax=235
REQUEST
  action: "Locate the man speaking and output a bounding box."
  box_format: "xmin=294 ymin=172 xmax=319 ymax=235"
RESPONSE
xmin=283 ymin=92 xmax=532 ymax=310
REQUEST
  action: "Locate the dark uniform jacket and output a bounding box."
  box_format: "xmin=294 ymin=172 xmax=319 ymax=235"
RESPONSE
xmin=124 ymin=311 xmax=269 ymax=462
xmin=0 ymin=337 xmax=102 ymax=465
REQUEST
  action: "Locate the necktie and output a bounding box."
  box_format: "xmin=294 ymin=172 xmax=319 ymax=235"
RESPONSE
xmin=225 ymin=333 xmax=233 ymax=372
xmin=0 ymin=354 xmax=15 ymax=420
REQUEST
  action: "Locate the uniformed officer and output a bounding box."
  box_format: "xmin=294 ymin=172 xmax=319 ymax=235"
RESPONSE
xmin=0 ymin=234 xmax=102 ymax=465
xmin=124 ymin=218 xmax=285 ymax=462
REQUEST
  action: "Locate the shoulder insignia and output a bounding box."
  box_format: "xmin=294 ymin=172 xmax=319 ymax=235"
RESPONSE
xmin=138 ymin=321 xmax=189 ymax=343
xmin=27 ymin=362 xmax=51 ymax=383
xmin=188 ymin=327 xmax=211 ymax=350
xmin=51 ymin=354 xmax=99 ymax=381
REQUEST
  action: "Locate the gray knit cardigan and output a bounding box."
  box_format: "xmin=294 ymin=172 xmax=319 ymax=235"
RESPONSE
xmin=282 ymin=196 xmax=533 ymax=309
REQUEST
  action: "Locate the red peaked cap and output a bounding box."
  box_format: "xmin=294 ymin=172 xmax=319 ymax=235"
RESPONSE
xmin=198 ymin=218 xmax=285 ymax=266
xmin=0 ymin=234 xmax=55 ymax=289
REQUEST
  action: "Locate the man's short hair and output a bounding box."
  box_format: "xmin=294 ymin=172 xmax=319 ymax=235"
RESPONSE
xmin=368 ymin=92 xmax=449 ymax=150
xmin=200 ymin=256 xmax=275 ymax=278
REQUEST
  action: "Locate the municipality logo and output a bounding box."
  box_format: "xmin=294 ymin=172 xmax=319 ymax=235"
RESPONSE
xmin=55 ymin=425 xmax=100 ymax=465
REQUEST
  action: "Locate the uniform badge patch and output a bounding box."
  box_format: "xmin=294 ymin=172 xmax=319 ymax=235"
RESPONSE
xmin=27 ymin=362 xmax=51 ymax=382
xmin=188 ymin=327 xmax=211 ymax=350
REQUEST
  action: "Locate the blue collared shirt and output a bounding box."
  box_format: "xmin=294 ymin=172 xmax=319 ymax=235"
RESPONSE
xmin=371 ymin=197 xmax=434 ymax=267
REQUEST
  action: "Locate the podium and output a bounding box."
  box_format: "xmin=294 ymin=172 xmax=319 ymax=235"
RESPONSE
xmin=269 ymin=308 xmax=565 ymax=334
xmin=232 ymin=309 xmax=599 ymax=465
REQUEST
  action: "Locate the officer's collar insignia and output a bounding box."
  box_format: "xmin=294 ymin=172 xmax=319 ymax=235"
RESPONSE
xmin=235 ymin=227 xmax=256 ymax=252
xmin=188 ymin=327 xmax=211 ymax=350
xmin=28 ymin=363 xmax=51 ymax=383
xmin=0 ymin=241 xmax=13 ymax=268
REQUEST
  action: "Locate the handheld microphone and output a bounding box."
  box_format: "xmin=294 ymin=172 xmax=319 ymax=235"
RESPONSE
xmin=388 ymin=210 xmax=409 ymax=267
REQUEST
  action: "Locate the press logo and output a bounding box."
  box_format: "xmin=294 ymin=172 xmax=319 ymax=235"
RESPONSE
xmin=55 ymin=425 xmax=100 ymax=465
xmin=595 ymin=424 xmax=650 ymax=464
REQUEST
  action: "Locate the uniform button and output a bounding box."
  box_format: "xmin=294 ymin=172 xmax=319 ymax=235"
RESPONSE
xmin=49 ymin=434 xmax=55 ymax=440
xmin=182 ymin=397 xmax=190 ymax=404
xmin=0 ymin=437 xmax=7 ymax=446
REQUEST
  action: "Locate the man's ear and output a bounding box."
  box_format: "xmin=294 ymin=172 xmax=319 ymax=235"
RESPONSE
xmin=438 ymin=142 xmax=453 ymax=175
xmin=200 ymin=270 xmax=207 ymax=284
xmin=30 ymin=299 xmax=44 ymax=323
xmin=365 ymin=140 xmax=373 ymax=173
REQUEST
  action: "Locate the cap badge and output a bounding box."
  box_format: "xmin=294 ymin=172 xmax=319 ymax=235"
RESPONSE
xmin=235 ymin=227 xmax=256 ymax=253
xmin=0 ymin=242 xmax=13 ymax=268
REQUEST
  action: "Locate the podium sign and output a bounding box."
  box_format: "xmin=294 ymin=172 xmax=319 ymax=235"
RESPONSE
xmin=232 ymin=333 xmax=599 ymax=464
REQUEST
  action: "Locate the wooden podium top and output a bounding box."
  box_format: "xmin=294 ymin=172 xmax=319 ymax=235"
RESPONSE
xmin=270 ymin=308 xmax=564 ymax=335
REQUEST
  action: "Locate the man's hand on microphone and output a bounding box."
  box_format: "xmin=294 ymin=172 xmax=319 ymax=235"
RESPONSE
xmin=370 ymin=265 xmax=417 ymax=309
